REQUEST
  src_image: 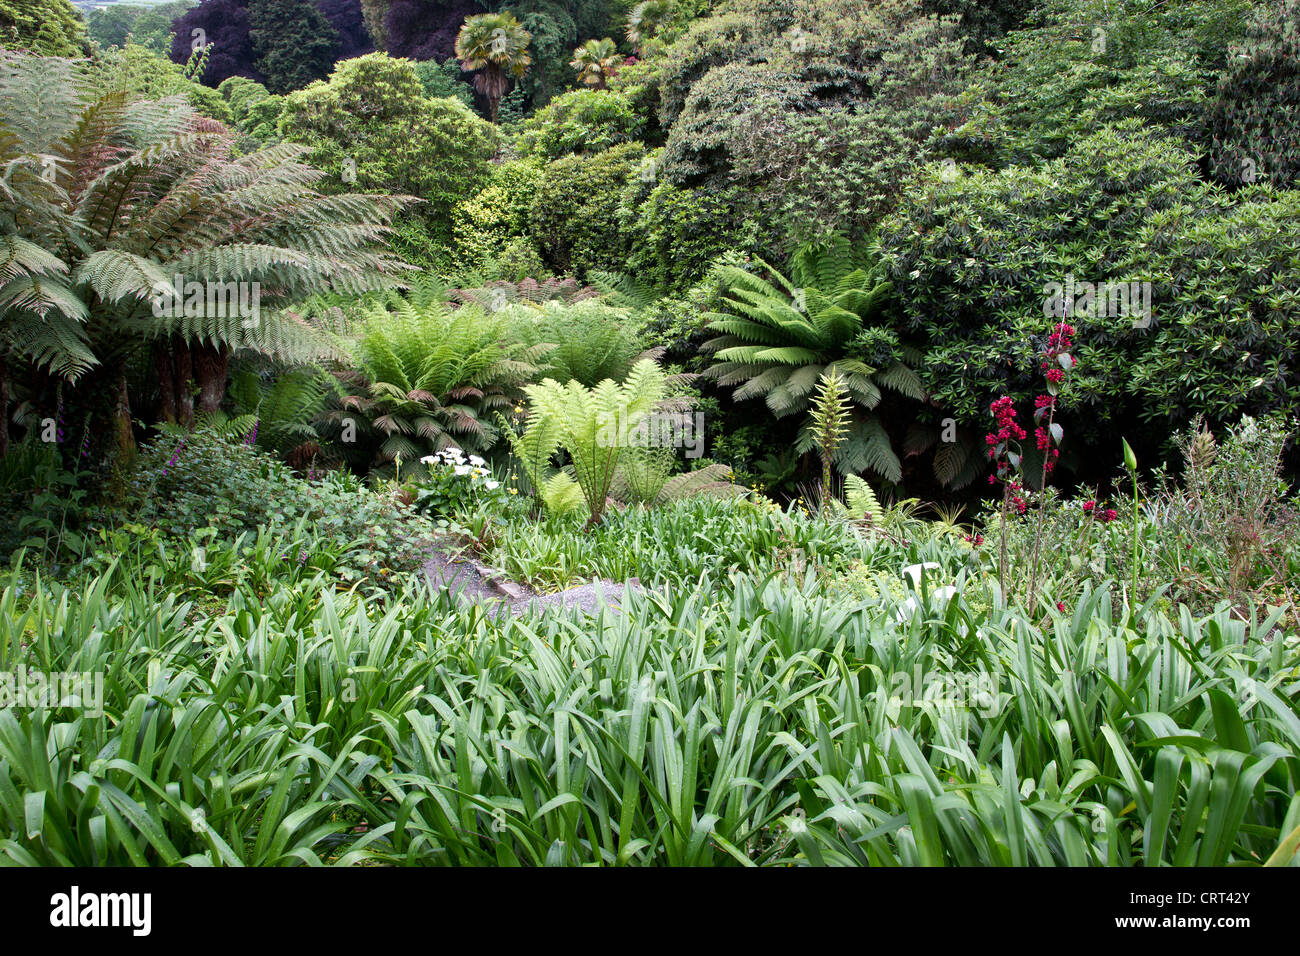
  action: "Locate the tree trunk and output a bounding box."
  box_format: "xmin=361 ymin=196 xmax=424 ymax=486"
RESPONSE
xmin=155 ymin=342 xmax=176 ymax=425
xmin=191 ymin=343 xmax=228 ymax=414
xmin=155 ymin=337 xmax=202 ymax=426
xmin=0 ymin=355 xmax=8 ymax=458
xmin=176 ymin=342 xmax=194 ymax=425
xmin=113 ymin=360 xmax=135 ymax=459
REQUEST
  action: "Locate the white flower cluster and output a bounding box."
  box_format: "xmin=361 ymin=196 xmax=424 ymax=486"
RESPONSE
xmin=896 ymin=563 xmax=958 ymax=621
xmin=420 ymin=448 xmax=499 ymax=489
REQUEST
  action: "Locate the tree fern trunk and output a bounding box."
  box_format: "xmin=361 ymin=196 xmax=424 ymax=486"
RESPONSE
xmin=113 ymin=361 xmax=135 ymax=459
xmin=154 ymin=338 xmax=195 ymax=426
xmin=0 ymin=355 xmax=8 ymax=458
xmin=192 ymin=343 xmax=228 ymax=414
xmin=155 ymin=342 xmax=176 ymax=425
xmin=176 ymin=343 xmax=194 ymax=425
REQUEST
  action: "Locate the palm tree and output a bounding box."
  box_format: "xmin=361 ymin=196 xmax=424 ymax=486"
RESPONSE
xmin=455 ymin=12 xmax=532 ymax=124
xmin=702 ymin=235 xmax=926 ymax=483
xmin=626 ymin=0 xmax=672 ymax=55
xmin=0 ymin=51 xmax=411 ymax=458
xmin=570 ymin=38 xmax=621 ymax=89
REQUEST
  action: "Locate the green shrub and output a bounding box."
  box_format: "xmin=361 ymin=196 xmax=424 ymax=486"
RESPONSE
xmin=878 ymin=121 xmax=1300 ymax=475
xmin=529 ymin=141 xmax=647 ymax=278
xmin=218 ymin=75 xmax=284 ymax=142
xmin=518 ymin=88 xmax=646 ymax=160
xmin=623 ymin=179 xmax=762 ymax=294
xmin=1208 ymin=0 xmax=1300 ymax=188
xmin=450 ymin=159 xmax=545 ymax=274
xmin=413 ymin=58 xmax=474 ymax=107
xmin=123 ymin=424 xmax=439 ymax=586
xmin=278 ymin=53 xmax=499 ymax=244
xmin=947 ymin=0 xmax=1253 ymax=168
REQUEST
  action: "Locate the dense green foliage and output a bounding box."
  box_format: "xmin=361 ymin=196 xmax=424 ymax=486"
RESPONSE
xmin=878 ymin=122 xmax=1300 ymax=475
xmin=529 ymin=141 xmax=646 ymax=278
xmin=1208 ymin=0 xmax=1300 ymax=187
xmin=278 ymin=53 xmax=497 ymax=260
xmin=345 ymin=288 xmax=551 ymax=466
xmin=249 ymin=0 xmax=340 ymax=93
xmin=3 ymin=484 xmax=1298 ymax=865
xmin=87 ymin=1 xmax=195 ymax=56
xmin=517 ymin=88 xmax=644 ymax=159
xmin=0 ymin=52 xmax=406 ymax=464
xmin=703 ymin=237 xmax=927 ymax=486
xmin=0 ymin=0 xmax=87 ymax=56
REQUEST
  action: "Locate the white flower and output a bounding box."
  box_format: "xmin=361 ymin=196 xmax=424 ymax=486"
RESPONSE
xmin=454 ymin=465 xmax=470 ymax=476
xmin=468 ymin=455 xmax=486 ymax=467
xmin=420 ymin=455 xmax=437 ymax=465
xmin=895 ymin=596 xmax=920 ymax=622
xmin=484 ymin=480 xmax=499 ymax=490
xmin=932 ymin=585 xmax=957 ymax=604
xmin=901 ymin=562 xmax=940 ymax=587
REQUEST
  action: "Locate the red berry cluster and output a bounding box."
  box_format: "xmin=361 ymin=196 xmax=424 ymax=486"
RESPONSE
xmin=1082 ymin=500 xmax=1118 ymax=522
xmin=985 ymin=396 xmax=1028 ymax=512
xmin=982 ymin=395 xmax=1024 ymax=457
xmin=1041 ymin=322 xmax=1075 ymax=385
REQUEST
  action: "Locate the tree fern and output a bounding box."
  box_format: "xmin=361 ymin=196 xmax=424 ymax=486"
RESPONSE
xmin=704 ymin=236 xmax=921 ymax=483
xmin=657 ymin=463 xmax=746 ymax=503
xmin=351 ymin=291 xmax=551 ymax=466
xmin=522 ymin=358 xmax=667 ymax=525
xmin=0 ymin=49 xmax=415 ymax=456
xmin=228 ymin=361 xmax=337 ymax=462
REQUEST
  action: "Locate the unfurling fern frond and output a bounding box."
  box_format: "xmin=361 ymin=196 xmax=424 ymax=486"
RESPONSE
xmin=843 ymin=473 xmax=884 ymax=524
